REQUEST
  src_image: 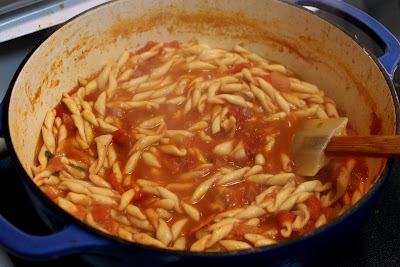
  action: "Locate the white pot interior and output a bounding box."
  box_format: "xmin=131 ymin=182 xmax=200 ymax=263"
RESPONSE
xmin=8 ymin=0 xmax=396 ymax=187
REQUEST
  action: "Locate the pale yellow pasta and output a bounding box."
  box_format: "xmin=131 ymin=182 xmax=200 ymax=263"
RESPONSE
xmin=88 ymin=174 xmax=111 ymax=189
xmin=213 ymin=140 xmax=234 ymax=156
xmin=66 ymin=192 xmax=92 ymax=206
xmin=206 ymin=223 xmax=234 ymax=248
xmin=126 ymin=204 xmax=147 ymax=220
xmin=219 ymin=240 xmax=252 ymax=250
xmin=97 ymin=65 xmax=111 ymax=90
xmin=181 ymin=202 xmax=200 ymax=221
xmin=172 ymin=237 xmax=187 ymax=250
xmin=41 ymin=126 xmax=56 ymax=154
xmin=133 ymin=233 xmax=166 ymax=249
xmin=191 ymin=175 xmax=219 ymax=203
xmin=89 ymin=193 xmax=118 ymax=206
xmin=156 ymin=218 xmax=173 ymax=246
xmin=32 ymin=41 xmax=368 ymax=252
xmin=118 ymin=189 xmax=136 ymax=211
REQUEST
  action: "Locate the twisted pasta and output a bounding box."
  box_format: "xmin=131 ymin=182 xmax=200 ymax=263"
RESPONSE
xmin=32 ymin=41 xmax=369 ymax=251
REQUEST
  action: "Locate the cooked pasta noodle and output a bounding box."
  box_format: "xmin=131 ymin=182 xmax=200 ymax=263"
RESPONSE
xmin=32 ymin=41 xmax=369 ymax=251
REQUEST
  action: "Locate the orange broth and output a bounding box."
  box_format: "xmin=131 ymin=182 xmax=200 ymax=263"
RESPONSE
xmin=35 ymin=41 xmax=369 ymax=248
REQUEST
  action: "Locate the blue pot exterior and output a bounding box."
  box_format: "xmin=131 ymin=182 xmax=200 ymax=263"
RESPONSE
xmin=0 ymin=0 xmax=399 ymax=265
xmin=3 ymin=73 xmax=394 ymax=266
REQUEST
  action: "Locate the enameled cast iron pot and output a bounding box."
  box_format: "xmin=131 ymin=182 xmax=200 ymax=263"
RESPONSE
xmin=0 ymin=0 xmax=399 ymax=265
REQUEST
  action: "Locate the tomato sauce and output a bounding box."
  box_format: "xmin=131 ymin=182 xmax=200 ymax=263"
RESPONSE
xmin=35 ymin=41 xmax=371 ymax=249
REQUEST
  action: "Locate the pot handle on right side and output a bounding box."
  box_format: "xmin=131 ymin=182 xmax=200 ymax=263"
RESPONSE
xmin=290 ymin=0 xmax=400 ymax=79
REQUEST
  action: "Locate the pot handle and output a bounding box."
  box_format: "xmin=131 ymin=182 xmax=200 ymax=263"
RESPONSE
xmin=0 ymin=213 xmax=114 ymax=260
xmin=290 ymin=0 xmax=400 ymax=79
xmin=0 ymin=100 xmax=3 ymax=135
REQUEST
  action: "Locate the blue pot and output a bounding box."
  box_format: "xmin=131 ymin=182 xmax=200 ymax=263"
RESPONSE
xmin=0 ymin=0 xmax=399 ymax=266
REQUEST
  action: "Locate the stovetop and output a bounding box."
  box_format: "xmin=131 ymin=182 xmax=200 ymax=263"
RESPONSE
xmin=0 ymin=1 xmax=400 ymax=266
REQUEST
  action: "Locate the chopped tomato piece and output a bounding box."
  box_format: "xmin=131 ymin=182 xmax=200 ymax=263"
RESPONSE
xmin=233 ymin=222 xmax=259 ymax=236
xmin=112 ymin=129 xmax=133 ymax=145
xmin=91 ymin=205 xmax=118 ymax=234
xmin=44 ymin=186 xmax=62 ymax=199
xmin=270 ymin=71 xmax=291 ymax=92
xmin=130 ymin=189 xmax=145 ymax=202
xmin=228 ymin=63 xmax=252 ymax=75
xmin=122 ymin=118 xmax=136 ymax=130
xmin=162 ymin=40 xmax=180 ymax=49
xmin=63 ymin=113 xmax=75 ymax=130
xmin=227 ymin=105 xmax=252 ymax=125
xmin=179 ymin=155 xmax=197 ymax=172
xmin=92 ymin=205 xmax=112 ymax=222
xmin=305 ymin=195 xmax=322 ymax=221
xmin=109 ymin=173 xmax=125 ymax=194
xmin=229 ymin=188 xmax=246 ymax=208
xmin=47 ymin=157 xmax=67 ymax=173
xmin=276 ymin=210 xmax=296 ymax=227
xmin=322 ymin=204 xmax=342 ymax=221
xmin=229 ymin=184 xmax=262 ymax=208
xmin=139 ymin=55 xmax=162 ymax=72
xmin=293 ymin=223 xmax=315 ymax=237
xmin=255 ymin=74 xmax=272 ymax=84
xmin=241 ymin=131 xmax=263 ymax=157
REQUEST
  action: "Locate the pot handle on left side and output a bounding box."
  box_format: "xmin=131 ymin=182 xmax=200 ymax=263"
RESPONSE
xmin=0 ymin=101 xmax=8 ymax=155
xmin=290 ymin=0 xmax=400 ymax=79
xmin=0 ymin=213 xmax=114 ymax=260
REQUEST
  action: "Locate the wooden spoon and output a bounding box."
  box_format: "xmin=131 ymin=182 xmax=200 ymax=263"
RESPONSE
xmin=291 ymin=117 xmax=400 ymax=176
xmin=325 ymin=135 xmax=400 ymax=158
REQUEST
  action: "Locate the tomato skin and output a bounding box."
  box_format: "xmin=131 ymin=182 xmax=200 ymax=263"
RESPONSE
xmin=109 ymin=173 xmax=125 ymax=194
xmin=189 ymin=215 xmax=215 ymax=236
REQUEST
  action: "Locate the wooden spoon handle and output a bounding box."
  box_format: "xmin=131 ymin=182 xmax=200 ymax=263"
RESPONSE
xmin=325 ymin=135 xmax=400 ymax=158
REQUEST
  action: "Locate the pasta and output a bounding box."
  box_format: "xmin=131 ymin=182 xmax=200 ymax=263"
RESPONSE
xmin=32 ymin=41 xmax=369 ymax=251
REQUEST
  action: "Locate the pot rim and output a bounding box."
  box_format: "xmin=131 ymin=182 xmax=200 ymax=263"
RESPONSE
xmin=3 ymin=0 xmax=399 ymax=258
